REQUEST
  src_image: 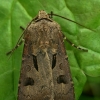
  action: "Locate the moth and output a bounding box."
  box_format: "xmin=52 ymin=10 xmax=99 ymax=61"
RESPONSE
xmin=7 ymin=10 xmax=89 ymax=100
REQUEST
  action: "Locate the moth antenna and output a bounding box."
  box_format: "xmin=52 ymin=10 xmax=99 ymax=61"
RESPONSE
xmin=48 ymin=11 xmax=96 ymax=32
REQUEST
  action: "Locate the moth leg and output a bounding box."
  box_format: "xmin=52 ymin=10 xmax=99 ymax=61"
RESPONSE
xmin=6 ymin=39 xmax=25 ymax=55
xmin=20 ymin=26 xmax=25 ymax=31
xmin=65 ymin=55 xmax=68 ymax=60
xmin=64 ymin=37 xmax=88 ymax=52
xmin=6 ymin=26 xmax=26 ymax=56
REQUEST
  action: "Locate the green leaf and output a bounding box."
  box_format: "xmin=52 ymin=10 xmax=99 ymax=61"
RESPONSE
xmin=0 ymin=0 xmax=100 ymax=100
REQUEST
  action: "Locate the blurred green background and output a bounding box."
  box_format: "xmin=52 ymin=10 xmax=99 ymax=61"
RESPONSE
xmin=0 ymin=0 xmax=100 ymax=100
xmin=79 ymin=76 xmax=100 ymax=100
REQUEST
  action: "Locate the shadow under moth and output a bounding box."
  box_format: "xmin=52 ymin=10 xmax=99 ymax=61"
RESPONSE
xmin=7 ymin=10 xmax=90 ymax=100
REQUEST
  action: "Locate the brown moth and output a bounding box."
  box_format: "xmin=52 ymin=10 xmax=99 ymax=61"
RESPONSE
xmin=7 ymin=10 xmax=92 ymax=100
xmin=16 ymin=10 xmax=75 ymax=100
xmin=6 ymin=10 xmax=90 ymax=100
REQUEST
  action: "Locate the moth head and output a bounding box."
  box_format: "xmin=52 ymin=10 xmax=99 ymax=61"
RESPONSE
xmin=38 ymin=10 xmax=49 ymax=19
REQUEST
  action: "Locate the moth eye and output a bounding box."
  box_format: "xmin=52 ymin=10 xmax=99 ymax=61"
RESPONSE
xmin=57 ymin=75 xmax=68 ymax=84
xmin=52 ymin=54 xmax=56 ymax=69
xmin=24 ymin=77 xmax=34 ymax=86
